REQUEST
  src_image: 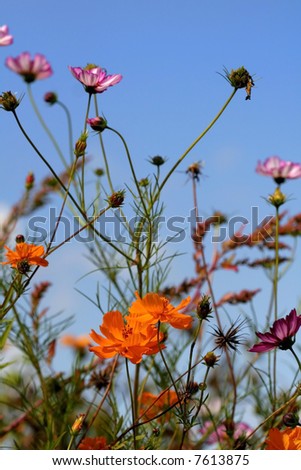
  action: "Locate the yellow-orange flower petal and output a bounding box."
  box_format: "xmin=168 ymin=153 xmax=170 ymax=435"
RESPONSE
xmin=265 ymin=427 xmax=301 ymax=450
xmin=1 ymin=242 xmax=48 ymax=270
xmin=128 ymin=291 xmax=192 ymax=329
xmin=89 ymin=310 xmax=165 ymax=364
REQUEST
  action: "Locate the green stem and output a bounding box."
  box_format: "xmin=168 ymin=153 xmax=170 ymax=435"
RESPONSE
xmin=273 ymin=204 xmax=280 ymax=321
xmin=272 ymin=203 xmax=280 ymax=408
xmin=94 ymin=96 xmax=114 ymax=192
xmin=289 ymin=346 xmax=301 ymax=371
xmin=107 ymin=126 xmax=148 ymax=215
xmin=158 ymin=88 xmax=237 ymax=196
xmin=27 ymin=84 xmax=68 ymax=168
xmin=56 ymin=100 xmax=74 ymax=164
xmin=80 ymin=93 xmax=92 ymax=210
xmin=157 ymin=321 xmax=183 ymax=414
xmin=125 ymin=359 xmax=137 ymax=449
xmin=12 ymin=109 xmax=135 ymax=263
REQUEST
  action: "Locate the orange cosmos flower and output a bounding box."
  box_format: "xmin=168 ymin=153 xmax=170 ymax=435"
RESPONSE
xmin=78 ymin=436 xmax=108 ymax=450
xmin=139 ymin=390 xmax=179 ymax=421
xmin=265 ymin=427 xmax=301 ymax=450
xmin=128 ymin=291 xmax=192 ymax=329
xmin=1 ymin=242 xmax=48 ymax=273
xmin=89 ymin=310 xmax=164 ymax=364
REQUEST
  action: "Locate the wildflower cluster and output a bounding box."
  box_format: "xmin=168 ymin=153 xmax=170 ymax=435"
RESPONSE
xmin=0 ymin=23 xmax=301 ymax=453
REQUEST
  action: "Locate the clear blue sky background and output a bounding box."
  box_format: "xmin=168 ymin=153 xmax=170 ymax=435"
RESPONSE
xmin=1 ymin=0 xmax=301 ymax=375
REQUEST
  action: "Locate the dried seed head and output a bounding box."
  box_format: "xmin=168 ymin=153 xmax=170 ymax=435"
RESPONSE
xmin=212 ymin=318 xmax=247 ymax=352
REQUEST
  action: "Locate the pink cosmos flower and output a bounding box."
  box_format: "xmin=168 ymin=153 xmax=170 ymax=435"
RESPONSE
xmin=249 ymin=308 xmax=301 ymax=353
xmin=68 ymin=65 xmax=122 ymax=94
xmin=201 ymin=421 xmax=252 ymax=445
xmin=0 ymin=25 xmax=13 ymax=46
xmin=5 ymin=52 xmax=53 ymax=83
xmin=256 ymin=156 xmax=301 ymax=184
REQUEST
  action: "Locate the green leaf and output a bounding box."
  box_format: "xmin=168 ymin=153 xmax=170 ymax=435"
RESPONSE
xmin=0 ymin=319 xmax=14 ymax=350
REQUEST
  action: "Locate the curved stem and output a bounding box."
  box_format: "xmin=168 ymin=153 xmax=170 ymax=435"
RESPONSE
xmin=11 ymin=109 xmax=135 ymax=263
xmin=107 ymin=126 xmax=148 ymax=215
xmin=158 ymin=88 xmax=237 ymax=195
xmin=289 ymin=346 xmax=301 ymax=371
xmin=27 ymin=84 xmax=68 ymax=168
xmin=56 ymin=100 xmax=74 ymax=164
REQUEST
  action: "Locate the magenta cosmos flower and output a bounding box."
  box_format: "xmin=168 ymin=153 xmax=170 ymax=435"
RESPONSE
xmin=5 ymin=52 xmax=53 ymax=83
xmin=0 ymin=25 xmax=13 ymax=46
xmin=69 ymin=65 xmax=122 ymax=94
xmin=256 ymin=156 xmax=301 ymax=184
xmin=249 ymin=308 xmax=301 ymax=353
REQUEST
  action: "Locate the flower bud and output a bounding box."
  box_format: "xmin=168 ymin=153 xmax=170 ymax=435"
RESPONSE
xmin=70 ymin=413 xmax=85 ymax=435
xmin=0 ymin=91 xmax=22 ymax=111
xmin=139 ymin=178 xmax=149 ymax=187
xmin=94 ymin=168 xmax=105 ymax=177
xmin=198 ymin=382 xmax=207 ymax=391
xmin=149 ymin=155 xmax=166 ymax=166
xmin=108 ymin=190 xmax=125 ymax=208
xmin=25 ymin=172 xmax=35 ymax=190
xmin=268 ymin=187 xmax=286 ymax=208
xmin=15 ymin=234 xmax=25 ymax=244
xmin=224 ymin=67 xmax=254 ymax=99
xmin=196 ymin=294 xmax=213 ymax=321
xmin=87 ymin=116 xmax=107 ymax=132
xmin=226 ymin=67 xmax=253 ymax=89
xmin=203 ymin=351 xmax=219 ymax=368
xmin=74 ymin=131 xmax=88 ymax=158
xmin=282 ymin=412 xmax=300 ymax=428
xmin=44 ymin=92 xmax=58 ymax=105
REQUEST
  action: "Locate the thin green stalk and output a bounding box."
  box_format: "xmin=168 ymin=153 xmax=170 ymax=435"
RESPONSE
xmin=47 ymin=206 xmax=110 ymax=256
xmin=12 ymin=109 xmax=135 ymax=263
xmin=27 ymin=84 xmax=68 ymax=168
xmin=272 ymin=203 xmax=280 ymax=408
xmin=186 ymin=320 xmax=202 ymax=387
xmin=107 ymin=126 xmax=148 ymax=216
xmin=94 ymin=96 xmax=114 ymax=192
xmin=125 ymin=358 xmax=137 ymax=449
xmin=56 ymin=100 xmax=74 ymax=164
xmin=157 ymin=321 xmax=183 ymax=414
xmin=158 ymin=88 xmax=237 ymax=196
xmin=289 ymin=346 xmax=301 ymax=371
xmin=80 ymin=93 xmax=92 ymax=210
xmin=273 ymin=204 xmax=280 ymax=321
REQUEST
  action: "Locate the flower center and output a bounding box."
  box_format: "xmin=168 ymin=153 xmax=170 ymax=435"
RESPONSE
xmin=17 ymin=260 xmax=31 ymax=274
xmin=278 ymin=336 xmax=295 ymax=350
xmin=122 ymin=325 xmax=133 ymax=339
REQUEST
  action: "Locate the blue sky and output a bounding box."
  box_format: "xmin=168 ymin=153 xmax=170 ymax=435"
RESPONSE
xmin=1 ymin=0 xmax=301 ymax=372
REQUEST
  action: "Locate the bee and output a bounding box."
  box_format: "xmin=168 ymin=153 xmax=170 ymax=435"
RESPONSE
xmin=245 ymin=76 xmax=255 ymax=100
xmin=185 ymin=161 xmax=205 ymax=182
